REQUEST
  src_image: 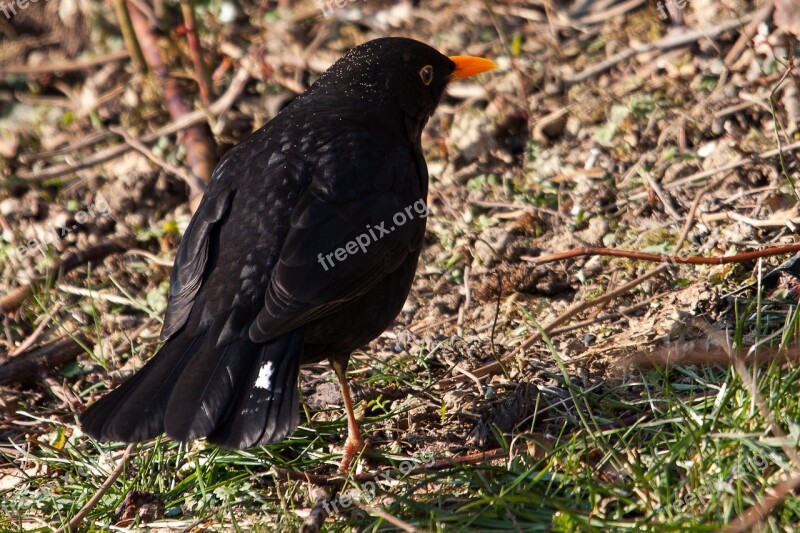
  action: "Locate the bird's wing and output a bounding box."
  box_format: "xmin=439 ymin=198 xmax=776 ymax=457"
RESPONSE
xmin=249 ymin=144 xmax=427 ymax=343
xmin=160 ymin=135 xmax=309 ymax=342
xmin=160 ymin=162 xmax=235 ymax=341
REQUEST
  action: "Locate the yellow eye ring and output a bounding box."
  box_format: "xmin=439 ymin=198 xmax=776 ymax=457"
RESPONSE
xmin=419 ymin=65 xmax=434 ymax=86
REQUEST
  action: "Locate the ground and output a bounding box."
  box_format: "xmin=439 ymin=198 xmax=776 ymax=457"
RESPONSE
xmin=2 ymin=0 xmax=800 ymax=531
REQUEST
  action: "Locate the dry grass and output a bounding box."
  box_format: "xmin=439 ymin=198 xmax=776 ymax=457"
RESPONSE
xmin=2 ymin=0 xmax=800 ymax=530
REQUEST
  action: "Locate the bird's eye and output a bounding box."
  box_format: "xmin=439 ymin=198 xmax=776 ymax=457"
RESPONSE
xmin=419 ymin=65 xmax=434 ymax=86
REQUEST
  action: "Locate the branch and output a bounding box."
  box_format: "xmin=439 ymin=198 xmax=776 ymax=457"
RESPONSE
xmin=0 ymin=50 xmax=130 ymax=76
xmin=0 ymin=238 xmax=132 ymax=318
xmin=522 ymin=243 xmax=800 ymax=267
xmin=565 ymin=16 xmax=754 ymax=87
xmin=17 ymin=67 xmax=250 ymax=184
xmin=56 ymin=443 xmax=137 ymax=533
xmin=126 ymin=0 xmax=216 ymax=207
xmin=0 ymin=334 xmax=89 ymax=385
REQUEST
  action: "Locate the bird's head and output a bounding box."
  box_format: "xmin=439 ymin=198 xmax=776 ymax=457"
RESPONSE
xmin=308 ymin=37 xmax=496 ymax=141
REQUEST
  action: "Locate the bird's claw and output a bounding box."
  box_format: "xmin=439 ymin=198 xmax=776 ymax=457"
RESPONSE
xmin=338 ymin=437 xmax=371 ymax=473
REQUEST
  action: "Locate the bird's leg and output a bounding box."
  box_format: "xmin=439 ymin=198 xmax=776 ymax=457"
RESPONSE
xmin=331 ymin=358 xmax=367 ymax=473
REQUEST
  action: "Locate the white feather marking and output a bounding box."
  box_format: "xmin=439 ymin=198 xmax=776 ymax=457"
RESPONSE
xmin=254 ymin=361 xmax=275 ymax=390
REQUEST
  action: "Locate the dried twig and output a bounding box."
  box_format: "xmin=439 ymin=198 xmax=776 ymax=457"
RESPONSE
xmin=109 ymin=125 xmax=202 ymax=198
xmin=18 ymin=67 xmax=250 ymax=182
xmin=440 ymin=176 xmax=723 ymax=388
xmin=8 ymin=302 xmax=62 ymax=356
xmin=0 ymin=238 xmax=132 ymax=318
xmin=126 ymin=0 xmax=215 ymax=207
xmin=0 ymin=50 xmax=130 ymax=76
xmin=272 ymin=448 xmax=508 ymax=487
xmin=300 ymin=485 xmax=332 ymax=533
xmin=180 ymin=0 xmax=213 ymax=108
xmin=699 ymin=210 xmax=800 ymax=228
xmin=18 ymin=131 xmax=116 ymax=164
xmin=522 ymin=243 xmax=800 ymax=267
xmin=565 ymin=16 xmax=753 ymax=87
xmin=621 ymin=341 xmax=800 ymax=369
xmin=643 ymin=170 xmax=681 ymax=222
xmin=0 ymin=334 xmax=89 ymax=385
xmin=577 ymin=0 xmax=646 ymax=25
xmin=620 ymin=140 xmax=800 ymax=206
xmin=722 ymin=473 xmax=800 ymax=533
xmin=55 ymin=443 xmax=137 ymax=533
xmin=724 ymin=2 xmax=775 ymax=67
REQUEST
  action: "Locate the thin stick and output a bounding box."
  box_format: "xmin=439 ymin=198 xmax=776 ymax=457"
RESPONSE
xmin=565 ymin=16 xmax=753 ymax=87
xmin=577 ymin=0 xmax=646 ymax=25
xmin=9 ymin=302 xmax=62 ymax=356
xmin=549 ymin=297 xmax=654 ymax=336
xmin=618 ymin=140 xmax=800 ymax=206
xmin=0 ymin=238 xmax=132 ymax=317
xmin=0 ymin=334 xmax=88 ymax=385
xmin=55 ymin=443 xmax=136 ymax=533
xmin=723 ymin=2 xmax=775 ymax=66
xmin=415 ymin=447 xmax=508 ymax=471
xmin=439 ymin=176 xmax=722 ymax=388
xmin=522 ymin=243 xmax=800 ymax=267
xmin=113 ymin=0 xmax=146 ymax=73
xmin=300 ymin=485 xmax=331 ymax=533
xmin=722 ymin=473 xmax=800 ymax=533
xmin=698 ymin=210 xmax=800 ymax=228
xmin=109 ymin=126 xmax=203 ymax=198
xmin=1 ymin=50 xmax=130 ymax=75
xmin=17 ymin=67 xmax=250 ymax=182
xmin=272 ymin=448 xmax=508 ymax=487
xmin=18 ymin=131 xmax=116 ymax=164
xmin=180 ymin=0 xmax=212 ymax=108
xmin=643 ymin=170 xmax=681 ymax=222
xmin=127 ymin=0 xmax=215 ymax=203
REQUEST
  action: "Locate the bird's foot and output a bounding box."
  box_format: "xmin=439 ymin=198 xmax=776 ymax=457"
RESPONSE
xmin=338 ymin=436 xmax=371 ymax=474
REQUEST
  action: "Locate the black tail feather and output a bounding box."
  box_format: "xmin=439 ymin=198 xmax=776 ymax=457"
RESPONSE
xmin=81 ymin=329 xmax=304 ymax=449
xmin=208 ymin=330 xmax=303 ymax=448
xmin=163 ymin=319 xmax=251 ymax=441
xmin=80 ymin=334 xmax=201 ymax=442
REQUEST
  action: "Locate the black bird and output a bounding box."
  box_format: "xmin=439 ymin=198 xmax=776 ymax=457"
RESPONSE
xmin=80 ymin=37 xmax=496 ymax=471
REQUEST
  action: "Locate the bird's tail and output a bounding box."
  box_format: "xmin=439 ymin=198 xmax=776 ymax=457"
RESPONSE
xmin=80 ymin=328 xmax=304 ymax=449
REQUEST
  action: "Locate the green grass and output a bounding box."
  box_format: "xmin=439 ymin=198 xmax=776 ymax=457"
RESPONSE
xmin=2 ymin=1 xmax=799 ymax=530
xmin=3 ymin=291 xmax=800 ymax=532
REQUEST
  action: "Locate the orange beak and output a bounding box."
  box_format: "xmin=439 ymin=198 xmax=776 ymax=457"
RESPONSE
xmin=448 ymin=55 xmax=498 ymax=81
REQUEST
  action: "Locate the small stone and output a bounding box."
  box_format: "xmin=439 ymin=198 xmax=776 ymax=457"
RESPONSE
xmin=0 ymin=198 xmax=20 ymax=217
xmin=473 ymin=227 xmax=513 ymax=267
xmin=578 ymin=217 xmax=608 ymax=247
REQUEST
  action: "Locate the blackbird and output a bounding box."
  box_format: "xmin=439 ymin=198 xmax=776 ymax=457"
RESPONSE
xmin=80 ymin=37 xmax=496 ymax=471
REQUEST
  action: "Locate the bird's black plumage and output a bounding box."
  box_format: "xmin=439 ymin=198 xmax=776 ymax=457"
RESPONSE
xmin=81 ymin=38 xmax=493 ymax=450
